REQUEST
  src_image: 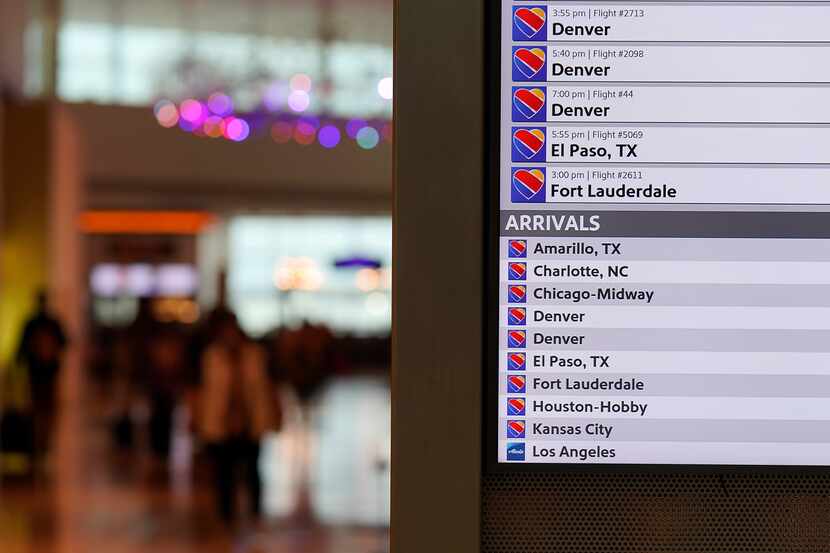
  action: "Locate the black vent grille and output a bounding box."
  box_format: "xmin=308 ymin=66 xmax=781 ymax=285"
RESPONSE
xmin=482 ymin=473 xmax=830 ymax=552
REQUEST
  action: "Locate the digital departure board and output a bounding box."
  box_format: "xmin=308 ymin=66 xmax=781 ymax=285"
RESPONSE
xmin=493 ymin=1 xmax=830 ymax=467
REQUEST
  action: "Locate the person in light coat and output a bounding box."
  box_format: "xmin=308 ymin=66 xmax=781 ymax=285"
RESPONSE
xmin=197 ymin=311 xmax=280 ymax=524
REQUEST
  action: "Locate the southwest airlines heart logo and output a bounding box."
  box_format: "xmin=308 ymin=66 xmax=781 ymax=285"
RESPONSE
xmin=512 ymin=129 xmax=545 ymax=161
xmin=507 ymin=398 xmax=526 ymax=416
xmin=508 ymin=330 xmax=527 ymax=348
xmin=507 ymin=420 xmax=526 ymax=439
xmin=508 ymin=375 xmax=527 ymax=394
xmin=508 ymin=307 xmax=526 ymax=326
xmin=512 ymin=168 xmax=546 ymax=203
xmin=509 ymin=263 xmax=527 ymax=281
xmin=507 ymin=307 xmax=527 ymax=326
xmin=513 ymin=88 xmax=546 ymax=121
xmin=514 ymin=7 xmax=547 ymax=40
xmin=513 ymin=47 xmax=546 ymax=80
xmin=509 ymin=240 xmax=527 ymax=258
xmin=508 ymin=353 xmax=526 ymax=371
xmin=508 ymin=285 xmax=527 ymax=303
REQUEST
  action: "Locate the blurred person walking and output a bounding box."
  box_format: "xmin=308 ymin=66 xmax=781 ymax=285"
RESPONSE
xmin=108 ymin=297 xmax=158 ymax=451
xmin=143 ymin=325 xmax=187 ymax=463
xmin=196 ymin=311 xmax=281 ymax=526
xmin=14 ymin=291 xmax=67 ymax=464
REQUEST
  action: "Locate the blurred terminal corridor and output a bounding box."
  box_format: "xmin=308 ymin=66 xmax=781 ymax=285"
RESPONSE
xmin=0 ymin=0 xmax=393 ymax=551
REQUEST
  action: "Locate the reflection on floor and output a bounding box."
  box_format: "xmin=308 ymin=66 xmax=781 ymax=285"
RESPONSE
xmin=264 ymin=377 xmax=391 ymax=527
xmin=0 ymin=375 xmax=390 ymax=553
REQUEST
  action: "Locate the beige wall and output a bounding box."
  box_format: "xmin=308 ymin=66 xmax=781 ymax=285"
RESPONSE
xmin=49 ymin=104 xmax=84 ymax=403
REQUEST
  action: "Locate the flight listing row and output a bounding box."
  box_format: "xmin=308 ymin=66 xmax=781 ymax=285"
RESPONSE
xmin=505 ymin=166 xmax=830 ymax=205
xmin=510 ymin=86 xmax=830 ymax=124
xmin=499 ymin=260 xmax=830 ymax=284
xmin=497 ymin=350 xmax=830 ymax=374
xmin=500 ymin=238 xmax=830 ymax=262
xmin=511 ymin=45 xmax=830 ymax=83
xmin=497 ymin=283 xmax=830 ymax=307
xmin=498 ymin=305 xmax=830 ymax=330
xmin=499 ymin=440 xmax=830 ymax=464
xmin=510 ymin=3 xmax=830 ymax=43
xmin=497 ymin=373 xmax=830 ymax=396
xmin=499 ymin=418 xmax=830 ymax=444
xmin=509 ymin=126 xmax=830 ymax=165
xmin=498 ymin=396 xmax=830 ymax=420
xmin=498 ymin=327 xmax=830 ymax=352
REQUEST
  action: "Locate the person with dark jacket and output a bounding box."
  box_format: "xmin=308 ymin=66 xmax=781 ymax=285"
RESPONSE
xmin=16 ymin=291 xmax=67 ymax=459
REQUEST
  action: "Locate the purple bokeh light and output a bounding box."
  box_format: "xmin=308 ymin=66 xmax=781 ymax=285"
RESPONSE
xmin=207 ymin=93 xmax=233 ymax=116
xmin=318 ymin=125 xmax=341 ymax=149
xmin=224 ymin=117 xmax=250 ymax=142
xmin=346 ymin=119 xmax=368 ymax=139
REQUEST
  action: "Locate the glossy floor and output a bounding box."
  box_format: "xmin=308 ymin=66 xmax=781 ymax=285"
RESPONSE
xmin=0 ymin=375 xmax=390 ymax=553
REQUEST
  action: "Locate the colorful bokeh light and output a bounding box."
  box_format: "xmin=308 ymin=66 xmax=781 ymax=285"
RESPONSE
xmin=153 ymin=99 xmax=171 ymax=116
xmin=154 ymin=83 xmax=392 ymax=152
xmin=224 ymin=117 xmax=250 ymax=142
xmin=288 ymin=90 xmax=311 ymax=113
xmin=356 ymin=126 xmax=380 ymax=149
xmin=377 ymin=77 xmax=393 ymax=100
xmin=180 ymin=99 xmax=205 ymax=123
xmin=204 ymin=115 xmax=225 ymax=138
xmin=178 ymin=118 xmax=199 ymax=132
xmin=294 ymin=121 xmax=317 ymax=145
xmin=299 ymin=116 xmax=320 ymax=130
xmin=263 ymin=82 xmax=287 ymax=111
xmin=318 ymin=125 xmax=341 ymax=149
xmin=270 ymin=121 xmax=294 ymax=144
xmin=154 ymin=100 xmax=179 ymax=128
xmin=346 ymin=119 xmax=368 ymax=139
xmin=289 ymin=73 xmax=312 ymax=93
xmin=207 ymin=92 xmax=233 ymax=116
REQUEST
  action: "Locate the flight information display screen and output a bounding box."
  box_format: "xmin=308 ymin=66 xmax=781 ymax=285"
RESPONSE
xmin=495 ymin=0 xmax=830 ymax=467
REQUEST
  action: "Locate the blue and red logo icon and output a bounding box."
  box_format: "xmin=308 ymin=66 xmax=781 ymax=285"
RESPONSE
xmin=507 ymin=420 xmax=526 ymax=439
xmin=508 ymin=375 xmax=527 ymax=394
xmin=512 ymin=168 xmax=546 ymax=203
xmin=509 ymin=262 xmax=527 ymax=281
xmin=509 ymin=240 xmax=527 ymax=258
xmin=513 ymin=47 xmax=546 ymax=82
xmin=508 ymin=353 xmax=526 ymax=371
xmin=507 ymin=398 xmax=526 ymax=416
xmin=513 ymin=6 xmax=547 ymax=41
xmin=508 ymin=307 xmax=526 ymax=326
xmin=508 ymin=330 xmax=527 ymax=349
xmin=512 ymin=128 xmax=546 ymax=162
xmin=508 ymin=285 xmax=527 ymax=304
xmin=506 ymin=442 xmax=526 ymax=461
xmin=513 ymin=87 xmax=546 ymax=122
